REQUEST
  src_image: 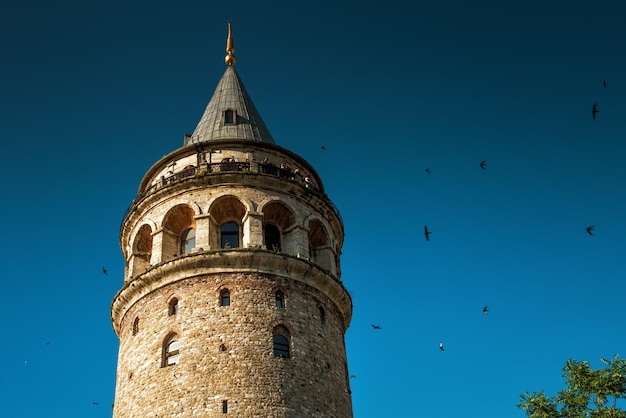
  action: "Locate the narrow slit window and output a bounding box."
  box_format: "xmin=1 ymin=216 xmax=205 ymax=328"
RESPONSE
xmin=222 ymin=400 xmax=228 ymax=413
xmin=275 ymin=290 xmax=284 ymax=308
xmin=132 ymin=317 xmax=139 ymax=335
xmin=169 ymin=298 xmax=179 ymax=316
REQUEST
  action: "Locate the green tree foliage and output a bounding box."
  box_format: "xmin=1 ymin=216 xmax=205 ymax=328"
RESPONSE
xmin=518 ymin=354 xmax=626 ymax=418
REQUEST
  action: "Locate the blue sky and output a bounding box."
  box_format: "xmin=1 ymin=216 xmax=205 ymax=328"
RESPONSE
xmin=2 ymin=0 xmax=625 ymax=417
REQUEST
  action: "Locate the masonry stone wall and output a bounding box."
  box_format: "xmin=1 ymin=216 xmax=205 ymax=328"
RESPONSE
xmin=113 ymin=271 xmax=352 ymax=417
xmin=113 ymin=140 xmax=353 ymax=417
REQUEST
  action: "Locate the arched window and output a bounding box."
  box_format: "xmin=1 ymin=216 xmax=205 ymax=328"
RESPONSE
xmin=275 ymin=290 xmax=285 ymax=308
xmin=163 ymin=338 xmax=181 ymax=367
xmin=181 ymin=228 xmax=196 ymax=255
xmin=220 ymin=289 xmax=230 ymax=307
xmin=319 ymin=306 xmax=326 ymax=325
xmin=221 ymin=222 xmax=239 ymax=248
xmin=169 ymin=298 xmax=179 ymax=316
xmin=132 ymin=317 xmax=139 ymax=336
xmin=273 ymin=326 xmax=291 ymax=358
xmin=264 ymin=224 xmax=281 ymax=251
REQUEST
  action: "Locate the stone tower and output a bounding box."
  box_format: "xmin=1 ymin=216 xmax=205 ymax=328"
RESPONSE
xmin=111 ymin=24 xmax=353 ymax=417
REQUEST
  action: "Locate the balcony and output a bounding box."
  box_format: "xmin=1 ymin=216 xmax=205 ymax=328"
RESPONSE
xmin=121 ymin=161 xmax=343 ymax=233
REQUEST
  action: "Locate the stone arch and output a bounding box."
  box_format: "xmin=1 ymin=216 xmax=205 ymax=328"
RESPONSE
xmin=206 ymin=194 xmax=252 ymax=220
xmin=207 ymin=195 xmax=248 ymax=249
xmin=308 ymin=218 xmax=333 ymax=271
xmin=269 ymin=319 xmax=297 ymax=337
xmin=161 ymin=204 xmax=196 ymax=261
xmin=259 ymin=200 xmax=296 ymax=253
xmin=128 ymin=223 xmax=154 ymax=277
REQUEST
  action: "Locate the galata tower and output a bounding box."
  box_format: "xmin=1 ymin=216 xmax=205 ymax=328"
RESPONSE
xmin=111 ymin=23 xmax=353 ymax=417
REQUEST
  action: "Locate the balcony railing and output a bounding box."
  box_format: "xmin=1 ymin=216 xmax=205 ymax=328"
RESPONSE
xmin=121 ymin=161 xmax=343 ymax=234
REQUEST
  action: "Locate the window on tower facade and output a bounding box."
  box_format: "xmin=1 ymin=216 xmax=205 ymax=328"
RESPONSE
xmin=163 ymin=337 xmax=181 ymax=367
xmin=169 ymin=298 xmax=179 ymax=316
xmin=224 ymin=109 xmax=236 ymax=125
xmin=132 ymin=317 xmax=140 ymax=335
xmin=273 ymin=326 xmax=291 ymax=358
xmin=220 ymin=289 xmax=230 ymax=306
xmin=264 ymin=223 xmax=281 ymax=251
xmin=221 ymin=222 xmax=239 ymax=248
xmin=275 ymin=290 xmax=285 ymax=308
xmin=181 ymin=228 xmax=196 ymax=255
xmin=318 ymin=306 xmax=326 ymax=325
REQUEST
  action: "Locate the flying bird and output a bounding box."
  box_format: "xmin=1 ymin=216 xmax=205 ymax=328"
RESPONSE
xmin=603 ymin=80 xmax=607 ymax=88
xmin=92 ymin=401 xmax=100 ymax=405
xmin=371 ymin=324 xmax=382 ymax=330
xmin=586 ymin=226 xmax=595 ymax=235
xmin=480 ymin=160 xmax=487 ymax=170
xmin=424 ymin=225 xmax=431 ymax=241
xmin=483 ymin=306 xmax=489 ymax=315
xmin=439 ymin=342 xmax=445 ymax=351
xmin=425 ymin=168 xmax=431 ymax=173
xmin=592 ymin=102 xmax=600 ymax=120
xmin=321 ymin=145 xmax=327 ymax=150
xmin=102 ymin=266 xmax=108 ymax=275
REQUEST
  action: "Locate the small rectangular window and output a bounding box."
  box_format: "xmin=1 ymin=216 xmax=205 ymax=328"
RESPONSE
xmin=224 ymin=110 xmax=235 ymax=124
xmin=222 ymin=400 xmax=228 ymax=413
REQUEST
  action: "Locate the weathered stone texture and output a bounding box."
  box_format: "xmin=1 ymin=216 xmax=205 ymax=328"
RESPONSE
xmin=112 ymin=62 xmax=353 ymax=416
xmin=113 ymin=141 xmax=353 ymax=417
xmin=113 ymin=272 xmax=352 ymax=417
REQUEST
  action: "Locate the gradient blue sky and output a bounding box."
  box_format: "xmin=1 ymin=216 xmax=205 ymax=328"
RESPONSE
xmin=2 ymin=1 xmax=625 ymax=417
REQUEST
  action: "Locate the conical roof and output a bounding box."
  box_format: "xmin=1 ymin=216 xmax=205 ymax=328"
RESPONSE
xmin=186 ymin=65 xmax=275 ymax=146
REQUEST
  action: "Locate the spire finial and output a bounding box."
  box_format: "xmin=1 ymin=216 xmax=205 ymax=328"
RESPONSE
xmin=225 ymin=21 xmax=236 ymax=66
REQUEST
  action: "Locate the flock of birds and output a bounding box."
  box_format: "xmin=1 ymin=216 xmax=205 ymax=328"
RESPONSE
xmin=363 ymin=81 xmax=609 ymax=352
xmin=370 ymin=304 xmax=490 ymax=352
xmin=88 ymin=87 xmax=609 ymax=402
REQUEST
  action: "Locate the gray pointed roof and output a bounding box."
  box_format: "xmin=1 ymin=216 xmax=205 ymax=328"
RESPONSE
xmin=186 ymin=66 xmax=275 ymax=146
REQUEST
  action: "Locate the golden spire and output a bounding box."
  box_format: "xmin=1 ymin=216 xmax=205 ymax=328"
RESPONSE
xmin=225 ymin=21 xmax=236 ymax=66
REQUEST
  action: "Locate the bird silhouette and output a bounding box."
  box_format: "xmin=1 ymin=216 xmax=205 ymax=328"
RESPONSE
xmin=371 ymin=324 xmax=382 ymax=330
xmin=586 ymin=226 xmax=595 ymax=235
xmin=603 ymin=80 xmax=607 ymax=88
xmin=425 ymin=168 xmax=431 ymax=173
xmin=102 ymin=266 xmax=108 ymax=275
xmin=483 ymin=306 xmax=489 ymax=315
xmin=92 ymin=401 xmax=100 ymax=405
xmin=439 ymin=342 xmax=445 ymax=351
xmin=321 ymin=145 xmax=327 ymax=150
xmin=424 ymin=225 xmax=431 ymax=241
xmin=592 ymin=103 xmax=600 ymax=120
xmin=480 ymin=160 xmax=487 ymax=170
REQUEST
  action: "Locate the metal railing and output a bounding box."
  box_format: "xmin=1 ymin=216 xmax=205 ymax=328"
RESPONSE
xmin=120 ymin=161 xmax=343 ymax=235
